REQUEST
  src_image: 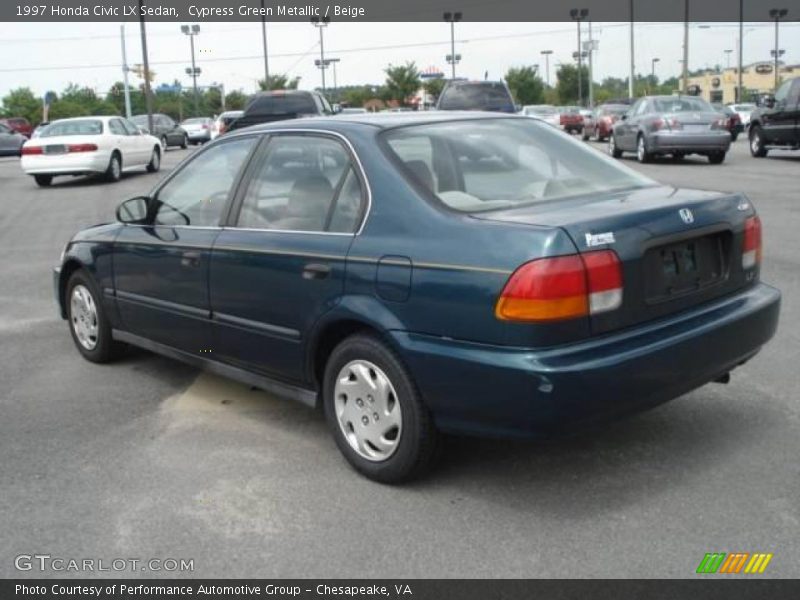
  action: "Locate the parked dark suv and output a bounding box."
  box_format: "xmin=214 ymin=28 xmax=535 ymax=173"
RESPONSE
xmin=749 ymin=77 xmax=800 ymax=157
xmin=131 ymin=113 xmax=188 ymax=149
xmin=436 ymin=81 xmax=516 ymax=113
xmin=227 ymin=90 xmax=333 ymax=132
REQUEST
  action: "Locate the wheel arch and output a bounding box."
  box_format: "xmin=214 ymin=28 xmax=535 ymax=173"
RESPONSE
xmin=57 ymin=258 xmax=87 ymax=318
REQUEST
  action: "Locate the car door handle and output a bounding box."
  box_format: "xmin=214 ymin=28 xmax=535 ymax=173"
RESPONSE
xmin=302 ymin=263 xmax=331 ymax=280
xmin=181 ymin=251 xmax=201 ymax=268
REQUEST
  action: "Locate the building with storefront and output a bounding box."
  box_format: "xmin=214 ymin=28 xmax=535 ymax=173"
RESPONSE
xmin=686 ymin=61 xmax=799 ymax=104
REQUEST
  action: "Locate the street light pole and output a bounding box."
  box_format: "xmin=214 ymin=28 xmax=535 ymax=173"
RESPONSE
xmin=119 ymin=25 xmax=132 ymax=119
xmin=629 ymin=0 xmax=635 ymax=99
xmin=651 ymin=57 xmax=660 ymax=79
xmin=181 ymin=24 xmax=201 ymax=116
xmin=443 ymin=12 xmax=462 ymax=80
xmin=587 ymin=20 xmax=594 ymax=109
xmin=570 ymin=8 xmax=588 ymax=107
xmin=682 ymin=0 xmax=690 ymax=93
xmin=769 ymin=8 xmax=788 ymax=91
xmin=260 ymin=0 xmax=269 ymax=88
xmin=738 ymin=0 xmax=744 ymax=102
xmin=724 ymin=49 xmax=733 ymax=69
xmin=541 ymin=50 xmax=553 ymax=87
xmin=138 ymin=0 xmax=154 ymax=134
xmin=311 ymin=16 xmax=329 ymax=93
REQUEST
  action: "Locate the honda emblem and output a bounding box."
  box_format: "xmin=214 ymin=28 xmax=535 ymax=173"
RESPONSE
xmin=679 ymin=208 xmax=694 ymax=224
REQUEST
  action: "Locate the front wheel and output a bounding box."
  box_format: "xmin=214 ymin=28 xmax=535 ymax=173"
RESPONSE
xmin=33 ymin=174 xmax=53 ymax=187
xmin=749 ymin=126 xmax=768 ymax=157
xmin=608 ymin=134 xmax=623 ymax=158
xmin=323 ymin=334 xmax=439 ymax=483
xmin=160 ymin=135 xmax=168 ymax=150
xmin=146 ymin=146 xmax=161 ymax=172
xmin=66 ymin=271 xmax=124 ymax=363
xmin=105 ymin=153 xmax=121 ymax=182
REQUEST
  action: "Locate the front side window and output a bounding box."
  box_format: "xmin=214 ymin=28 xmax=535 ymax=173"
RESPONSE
xmin=153 ymin=137 xmax=257 ymax=227
xmin=383 ymin=118 xmax=654 ymax=214
xmin=236 ymin=135 xmax=363 ymax=233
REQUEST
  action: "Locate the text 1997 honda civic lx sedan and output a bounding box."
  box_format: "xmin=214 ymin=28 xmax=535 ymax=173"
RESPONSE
xmin=54 ymin=113 xmax=780 ymax=482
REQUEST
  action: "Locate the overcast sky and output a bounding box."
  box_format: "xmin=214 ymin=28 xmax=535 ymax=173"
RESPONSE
xmin=0 ymin=21 xmax=798 ymax=100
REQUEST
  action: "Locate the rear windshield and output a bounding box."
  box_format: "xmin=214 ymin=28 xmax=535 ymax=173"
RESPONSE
xmin=438 ymin=83 xmax=513 ymax=111
xmin=652 ymin=97 xmax=714 ymax=113
xmin=383 ymin=118 xmax=654 ymax=214
xmin=245 ymin=93 xmax=317 ymax=116
xmin=40 ymin=119 xmax=103 ymax=137
xmin=182 ymin=118 xmax=208 ymax=124
xmin=598 ymin=105 xmax=628 ymax=116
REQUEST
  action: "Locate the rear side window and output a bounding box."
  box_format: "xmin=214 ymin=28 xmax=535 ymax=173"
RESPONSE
xmin=109 ymin=119 xmax=127 ymax=135
xmin=0 ymin=124 xmax=10 ymax=134
xmin=41 ymin=119 xmax=103 ymax=137
xmin=245 ymin=93 xmax=318 ymax=117
xmin=438 ymin=83 xmax=514 ymax=111
xmin=236 ymin=135 xmax=364 ymax=233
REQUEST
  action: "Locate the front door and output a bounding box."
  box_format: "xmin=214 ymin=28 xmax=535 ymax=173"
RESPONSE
xmin=113 ymin=135 xmax=259 ymax=353
xmin=762 ymin=79 xmax=794 ymax=145
xmin=209 ymin=133 xmax=368 ymax=384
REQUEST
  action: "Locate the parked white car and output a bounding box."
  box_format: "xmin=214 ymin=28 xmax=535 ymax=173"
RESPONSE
xmin=20 ymin=116 xmax=162 ymax=187
xmin=729 ymin=103 xmax=757 ymax=128
xmin=210 ymin=110 xmax=244 ymax=140
xmin=520 ymin=104 xmax=561 ymax=128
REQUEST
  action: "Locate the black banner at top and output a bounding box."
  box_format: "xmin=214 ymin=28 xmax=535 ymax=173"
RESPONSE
xmin=3 ymin=0 xmax=800 ymax=22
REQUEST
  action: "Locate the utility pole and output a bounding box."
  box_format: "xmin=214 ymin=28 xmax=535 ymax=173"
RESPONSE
xmin=138 ymin=0 xmax=154 ymax=134
xmin=738 ymin=0 xmax=744 ymax=102
xmin=682 ymin=0 xmax=690 ymax=93
xmin=769 ymin=8 xmax=788 ymax=91
xmin=311 ymin=16 xmax=330 ymax=93
xmin=260 ymin=0 xmax=269 ymax=88
xmin=587 ymin=21 xmax=594 ymax=108
xmin=629 ymin=0 xmax=635 ymax=99
xmin=724 ymin=49 xmax=733 ymax=69
xmin=119 ymin=25 xmax=132 ymax=119
xmin=444 ymin=12 xmax=462 ymax=80
xmin=541 ymin=50 xmax=553 ymax=87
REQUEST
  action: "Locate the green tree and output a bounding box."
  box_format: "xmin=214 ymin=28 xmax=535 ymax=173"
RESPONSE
xmin=384 ymin=62 xmax=421 ymax=106
xmin=556 ymin=64 xmax=590 ymax=105
xmin=224 ymin=90 xmax=249 ymax=110
xmin=422 ymin=78 xmax=446 ymax=102
xmin=258 ymin=74 xmax=300 ymax=91
xmin=340 ymin=85 xmax=379 ymax=108
xmin=504 ymin=66 xmax=545 ymax=105
xmin=0 ymin=87 xmax=42 ymax=124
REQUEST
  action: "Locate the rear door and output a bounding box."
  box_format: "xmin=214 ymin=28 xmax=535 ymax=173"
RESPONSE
xmin=209 ymin=132 xmax=367 ymax=383
xmin=113 ymin=135 xmax=259 ymax=352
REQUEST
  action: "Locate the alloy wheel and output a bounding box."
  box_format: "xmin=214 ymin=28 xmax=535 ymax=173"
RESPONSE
xmin=333 ymin=360 xmax=402 ymax=462
xmin=70 ymin=284 xmax=98 ymax=351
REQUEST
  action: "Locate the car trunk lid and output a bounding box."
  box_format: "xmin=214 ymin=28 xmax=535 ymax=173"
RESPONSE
xmin=475 ymin=185 xmax=758 ymax=335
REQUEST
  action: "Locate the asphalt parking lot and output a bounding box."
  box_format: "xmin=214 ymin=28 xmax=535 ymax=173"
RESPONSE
xmin=1 ymin=138 xmax=798 ymax=578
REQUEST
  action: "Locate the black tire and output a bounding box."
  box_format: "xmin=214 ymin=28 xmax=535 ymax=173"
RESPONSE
xmin=609 ymin=134 xmax=623 ymax=158
xmin=323 ymin=334 xmax=439 ymax=483
xmin=671 ymin=152 xmax=685 ymax=162
xmin=749 ymin=125 xmax=768 ymax=158
xmin=146 ymin=146 xmax=161 ymax=173
xmin=636 ymin=134 xmax=652 ymax=163
xmin=105 ymin=152 xmax=121 ymax=182
xmin=730 ymin=132 xmax=739 ymax=143
xmin=34 ymin=174 xmax=52 ymax=187
xmin=65 ymin=270 xmax=124 ymax=363
xmin=708 ymin=151 xmax=726 ymax=164
xmin=180 ymin=134 xmax=188 ymax=149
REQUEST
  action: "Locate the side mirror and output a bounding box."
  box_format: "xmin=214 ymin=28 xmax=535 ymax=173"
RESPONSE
xmin=332 ymin=103 xmax=342 ymax=114
xmin=621 ymin=114 xmax=629 ymax=121
xmin=116 ymin=196 xmax=150 ymax=224
xmin=764 ymin=96 xmax=776 ymax=108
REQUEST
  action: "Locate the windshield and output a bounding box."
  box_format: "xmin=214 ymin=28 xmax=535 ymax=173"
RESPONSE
xmin=40 ymin=119 xmax=103 ymax=137
xmin=438 ymin=83 xmax=513 ymax=111
xmin=652 ymin=97 xmax=714 ymax=113
xmin=383 ymin=118 xmax=655 ymax=214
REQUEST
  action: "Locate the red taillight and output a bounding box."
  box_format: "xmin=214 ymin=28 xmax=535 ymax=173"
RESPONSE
xmin=67 ymin=143 xmax=98 ymax=153
xmin=742 ymin=215 xmax=762 ymax=269
xmin=21 ymin=145 xmax=43 ymax=155
xmin=653 ymin=117 xmax=682 ymax=131
xmin=201 ymin=124 xmax=208 ymax=129
xmin=495 ymin=250 xmax=623 ymax=322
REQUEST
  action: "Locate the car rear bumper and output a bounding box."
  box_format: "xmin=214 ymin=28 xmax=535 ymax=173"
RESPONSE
xmin=394 ymin=282 xmax=780 ymax=438
xmin=21 ymin=151 xmax=110 ymax=175
xmin=186 ymin=131 xmax=210 ymax=141
xmin=649 ymin=131 xmax=731 ymax=153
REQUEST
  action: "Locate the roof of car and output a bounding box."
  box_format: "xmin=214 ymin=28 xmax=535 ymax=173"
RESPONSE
xmin=235 ymin=111 xmax=522 ymax=133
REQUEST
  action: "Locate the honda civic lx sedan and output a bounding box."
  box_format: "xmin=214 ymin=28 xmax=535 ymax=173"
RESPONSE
xmin=53 ymin=113 xmax=780 ymax=482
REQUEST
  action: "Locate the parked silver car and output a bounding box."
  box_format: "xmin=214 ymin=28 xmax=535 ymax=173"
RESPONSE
xmin=609 ymin=95 xmax=731 ymax=164
xmin=0 ymin=122 xmax=26 ymax=156
xmin=180 ymin=117 xmax=213 ymax=144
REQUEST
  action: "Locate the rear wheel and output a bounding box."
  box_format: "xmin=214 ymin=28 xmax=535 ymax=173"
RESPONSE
xmin=749 ymin=125 xmax=768 ymax=157
xmin=160 ymin=135 xmax=168 ymax=150
xmin=66 ymin=271 xmax=124 ymax=363
xmin=708 ymin=151 xmax=726 ymax=164
xmin=33 ymin=174 xmax=52 ymax=187
xmin=105 ymin=152 xmax=121 ymax=182
xmin=323 ymin=334 xmax=439 ymax=483
xmin=636 ymin=134 xmax=652 ymax=163
xmin=730 ymin=132 xmax=739 ymax=142
xmin=180 ymin=134 xmax=188 ymax=149
xmin=608 ymin=134 xmax=623 ymax=158
xmin=146 ymin=146 xmax=161 ymax=172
